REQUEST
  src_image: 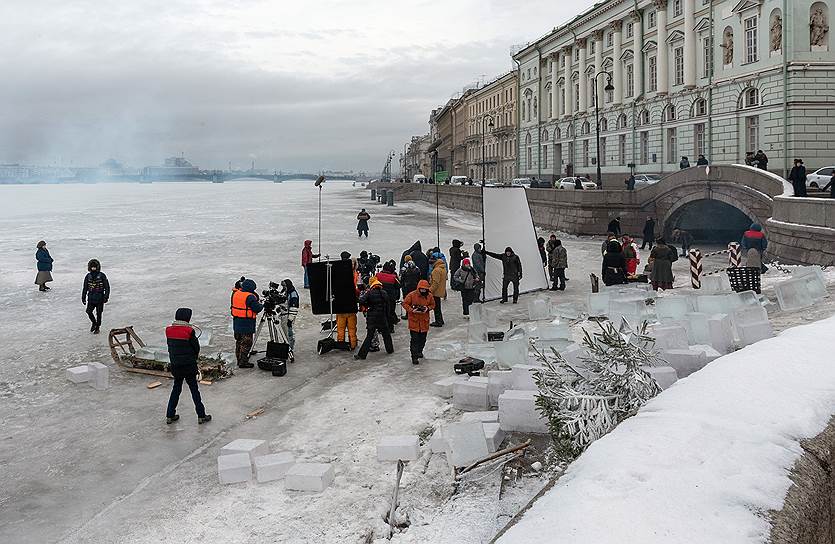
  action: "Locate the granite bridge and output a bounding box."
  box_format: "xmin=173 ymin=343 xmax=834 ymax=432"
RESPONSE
xmin=370 ymin=165 xmax=835 ymax=266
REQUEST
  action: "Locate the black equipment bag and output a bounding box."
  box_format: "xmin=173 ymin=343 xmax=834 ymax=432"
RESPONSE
xmin=317 ymin=337 xmax=336 ymax=355
xmin=454 ymin=357 xmax=485 ymax=376
xmin=267 ymin=341 xmax=289 ymax=360
xmin=257 ymin=357 xmax=287 ymax=377
xmin=487 ymin=331 xmax=505 ymax=342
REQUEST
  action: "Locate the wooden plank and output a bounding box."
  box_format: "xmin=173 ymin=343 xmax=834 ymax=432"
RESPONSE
xmin=246 ymin=408 xmax=265 ymax=418
xmin=146 ymin=381 xmax=163 ymax=389
xmin=199 ymin=380 xmax=212 ymax=386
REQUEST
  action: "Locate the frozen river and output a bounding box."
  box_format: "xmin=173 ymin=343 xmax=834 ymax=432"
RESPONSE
xmin=0 ymin=180 xmax=754 ymax=543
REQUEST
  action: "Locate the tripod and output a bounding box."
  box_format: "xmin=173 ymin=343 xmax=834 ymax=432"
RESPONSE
xmin=251 ymin=307 xmax=294 ymax=363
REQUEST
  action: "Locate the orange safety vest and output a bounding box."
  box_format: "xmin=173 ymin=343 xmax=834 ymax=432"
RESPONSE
xmin=230 ymin=289 xmax=256 ymax=319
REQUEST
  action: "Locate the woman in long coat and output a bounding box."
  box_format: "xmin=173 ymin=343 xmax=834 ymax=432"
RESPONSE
xmin=649 ymin=238 xmax=677 ymax=291
xmin=35 ymin=240 xmax=54 ymax=291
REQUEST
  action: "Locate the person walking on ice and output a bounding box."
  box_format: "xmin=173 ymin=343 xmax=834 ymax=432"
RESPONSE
xmin=35 ymin=240 xmax=54 ymax=292
xmin=164 ymin=308 xmax=211 ymax=425
xmin=356 ymin=209 xmax=371 ymax=238
xmin=82 ymin=259 xmax=109 ymax=334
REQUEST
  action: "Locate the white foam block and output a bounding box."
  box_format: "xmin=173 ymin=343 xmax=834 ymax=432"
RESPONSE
xmin=511 ymin=364 xmax=539 ymax=391
xmin=483 ymin=422 xmax=506 ymax=453
xmin=738 ymin=321 xmax=775 ymax=347
xmin=86 ymin=362 xmax=109 ymax=391
xmin=134 ymin=347 xmax=157 ymax=360
xmin=377 ymin=435 xmax=421 ymax=462
xmin=66 ymin=365 xmax=92 ymax=384
xmin=254 ymin=452 xmax=295 ymax=483
xmin=453 ymin=379 xmax=490 ymax=411
xmin=487 ymin=370 xmax=513 ymax=408
xmin=643 ymin=366 xmax=678 ymax=390
xmin=662 ymin=348 xmax=708 ymax=378
xmin=433 ymin=376 xmax=469 ymax=398
xmin=444 ymin=421 xmax=490 ymax=468
xmin=284 ymin=463 xmax=335 ymax=492
xmin=218 ymin=452 xmax=252 ymax=484
xmin=498 ymin=390 xmax=548 ymax=434
xmin=220 ymin=439 xmax=269 ymax=462
xmin=461 ymin=411 xmax=499 ymax=423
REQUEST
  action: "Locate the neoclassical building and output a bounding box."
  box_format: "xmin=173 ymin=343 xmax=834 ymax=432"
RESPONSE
xmin=513 ymin=0 xmax=835 ymax=183
xmin=465 ymin=71 xmax=518 ymax=182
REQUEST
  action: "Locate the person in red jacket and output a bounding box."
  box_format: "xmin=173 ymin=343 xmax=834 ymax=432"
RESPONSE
xmin=165 ymin=308 xmax=211 ymax=425
xmin=301 ymin=240 xmax=320 ymax=289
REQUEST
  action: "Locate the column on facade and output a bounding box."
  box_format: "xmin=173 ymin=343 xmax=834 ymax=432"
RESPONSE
xmin=593 ymin=30 xmax=604 ymax=107
xmin=631 ymin=11 xmax=644 ymax=100
xmin=611 ymin=20 xmax=623 ymax=105
xmin=683 ymin=0 xmax=696 ymax=87
xmin=563 ymin=46 xmax=574 ymax=117
xmin=577 ymin=38 xmax=588 ymax=113
xmin=656 ymin=0 xmax=669 ymax=94
xmin=550 ymin=52 xmax=560 ymax=119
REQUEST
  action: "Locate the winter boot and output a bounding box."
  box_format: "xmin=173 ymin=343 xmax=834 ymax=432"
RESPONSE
xmin=412 ymin=356 xmax=419 ymax=365
xmin=166 ymin=415 xmax=179 ymax=424
xmin=198 ymin=415 xmax=212 ymax=424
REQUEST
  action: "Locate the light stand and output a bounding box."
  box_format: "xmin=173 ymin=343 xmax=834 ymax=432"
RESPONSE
xmin=593 ymin=71 xmax=615 ymax=188
xmin=480 ymin=115 xmax=494 ymax=302
xmin=315 ymin=175 xmax=326 ymax=261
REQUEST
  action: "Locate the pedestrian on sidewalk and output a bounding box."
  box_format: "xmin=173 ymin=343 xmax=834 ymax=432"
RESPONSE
xmin=230 ymin=277 xmax=263 ymax=368
xmin=696 ymin=154 xmax=709 ymax=166
xmin=356 ymin=209 xmax=371 ymax=238
xmin=453 ymin=258 xmax=480 ymax=316
xmin=300 ymin=240 xmax=320 ymax=289
xmin=754 ymin=150 xmax=769 ymax=171
xmin=165 ymin=307 xmax=211 ymax=425
xmin=679 ymin=156 xmax=691 ymax=169
xmin=607 ymin=217 xmax=622 ymax=236
xmin=355 ymin=277 xmax=394 ymax=359
xmin=649 ymin=238 xmax=677 ymax=291
xmin=789 ymin=159 xmax=808 ymax=197
xmin=82 ymin=259 xmax=110 ymax=334
xmin=547 ymin=238 xmax=567 ymax=291
xmin=641 ymin=218 xmax=656 ymax=250
xmin=402 ymin=280 xmax=435 ymax=365
xmin=35 ymin=240 xmax=54 ymax=292
xmin=448 ymin=239 xmax=464 ymax=278
xmin=429 ymin=254 xmax=447 ymax=327
xmin=484 ymin=246 xmax=522 ymax=304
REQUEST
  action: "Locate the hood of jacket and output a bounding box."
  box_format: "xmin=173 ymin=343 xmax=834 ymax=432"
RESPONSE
xmin=433 ymin=259 xmax=446 ymax=271
xmin=451 ymin=239 xmax=463 ymax=248
xmin=304 ymin=240 xmax=312 ymax=247
xmin=606 ymin=240 xmax=622 ymax=254
xmin=241 ymin=278 xmax=257 ymax=293
xmin=369 ymin=277 xmax=382 ymax=289
xmin=417 ymin=279 xmax=431 ymax=290
xmin=750 ymin=223 xmax=762 ymax=232
xmin=407 ymin=241 xmax=422 ymax=254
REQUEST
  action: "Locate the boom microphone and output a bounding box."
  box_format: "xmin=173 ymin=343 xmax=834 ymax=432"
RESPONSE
xmin=314 ymin=175 xmax=326 ymax=187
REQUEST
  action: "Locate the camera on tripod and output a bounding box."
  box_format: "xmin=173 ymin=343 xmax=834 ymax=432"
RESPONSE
xmin=261 ymin=282 xmax=288 ymax=314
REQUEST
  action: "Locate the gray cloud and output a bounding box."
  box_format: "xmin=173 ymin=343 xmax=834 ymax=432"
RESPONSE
xmin=0 ymin=0 xmax=592 ymax=171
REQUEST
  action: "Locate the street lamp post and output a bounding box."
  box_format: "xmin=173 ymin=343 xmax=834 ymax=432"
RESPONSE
xmin=481 ymin=115 xmax=495 ymax=186
xmin=593 ymin=71 xmax=615 ymax=188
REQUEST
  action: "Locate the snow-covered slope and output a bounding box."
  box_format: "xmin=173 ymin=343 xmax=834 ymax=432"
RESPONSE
xmin=498 ymin=314 xmax=835 ymax=544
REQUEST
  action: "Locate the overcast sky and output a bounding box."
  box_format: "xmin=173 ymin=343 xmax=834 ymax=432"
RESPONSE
xmin=0 ymin=0 xmax=594 ymax=172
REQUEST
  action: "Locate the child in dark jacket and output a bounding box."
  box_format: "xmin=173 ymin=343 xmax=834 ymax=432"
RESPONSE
xmin=82 ymin=259 xmax=110 ymax=334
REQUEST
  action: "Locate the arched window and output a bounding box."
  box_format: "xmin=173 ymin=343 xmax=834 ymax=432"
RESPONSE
xmin=616 ymin=113 xmax=628 ymax=129
xmin=692 ymin=98 xmax=708 ymax=117
xmin=525 ymin=132 xmax=532 ymax=146
xmin=554 ymin=126 xmax=561 ymax=140
xmin=581 ymin=121 xmax=590 ymax=135
xmin=639 ymin=109 xmax=650 ymax=125
xmin=567 ymin=124 xmax=574 ymax=138
xmin=739 ymin=87 xmax=760 ymax=109
xmin=533 ymin=98 xmax=538 ymax=118
xmin=542 ymin=129 xmax=549 ymax=142
xmin=665 ymin=104 xmax=676 ymax=121
xmin=599 ymin=118 xmax=608 ymax=132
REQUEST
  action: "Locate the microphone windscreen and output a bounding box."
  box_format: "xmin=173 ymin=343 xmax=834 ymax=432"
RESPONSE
xmin=315 ymin=175 xmax=326 ymax=187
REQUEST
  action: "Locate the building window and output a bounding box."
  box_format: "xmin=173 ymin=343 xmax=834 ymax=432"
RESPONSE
xmin=741 ymin=87 xmax=760 ymax=108
xmin=746 ymin=116 xmax=759 ymax=152
xmin=574 ymin=82 xmax=580 ymax=111
xmin=648 ymin=11 xmax=657 ymax=28
xmin=543 ymin=145 xmax=549 ymax=169
xmin=560 ymin=88 xmax=566 ymax=113
xmin=640 ymin=132 xmax=649 ymax=164
xmin=674 ymin=47 xmax=684 ymax=86
xmin=607 ymin=32 xmax=613 ymax=47
xmin=600 ymin=137 xmax=607 ymax=166
xmin=617 ymin=113 xmax=628 ymax=129
xmin=625 ymin=63 xmax=634 ymax=97
xmin=582 ymin=121 xmax=590 ymax=135
xmin=583 ymin=140 xmax=590 ymax=167
xmin=648 ymin=56 xmax=658 ymax=91
xmin=626 ymin=22 xmax=634 ymax=38
xmin=703 ymin=37 xmax=714 ymax=77
xmin=694 ymin=98 xmax=707 ymax=116
xmin=694 ymin=123 xmax=706 ymax=157
xmin=640 ymin=109 xmax=650 ymax=125
xmin=548 ymin=92 xmax=553 ymax=117
xmin=619 ymin=134 xmax=627 ymax=164
xmin=673 ymin=0 xmax=682 ymax=17
xmin=533 ymin=98 xmax=538 ymax=118
xmin=667 ymin=128 xmax=678 ymax=163
xmin=527 ymin=147 xmax=532 ymax=169
xmin=605 ymin=87 xmax=613 ymax=103
xmin=590 ymin=41 xmax=596 ymax=54
xmin=568 ymin=142 xmax=575 ymax=167
xmin=744 ymin=16 xmax=759 ymax=64
xmin=600 ymin=118 xmax=608 ymax=132
xmin=666 ymin=104 xmax=676 ymax=121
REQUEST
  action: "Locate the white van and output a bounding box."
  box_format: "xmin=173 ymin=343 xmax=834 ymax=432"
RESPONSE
xmin=412 ymin=174 xmax=427 ymax=183
xmin=450 ymin=175 xmax=469 ymax=185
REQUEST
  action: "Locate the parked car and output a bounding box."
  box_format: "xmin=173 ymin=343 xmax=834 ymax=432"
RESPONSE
xmin=450 ymin=175 xmax=469 ymax=185
xmin=510 ymin=177 xmax=532 ymax=187
xmin=528 ymin=178 xmax=553 ymax=188
xmin=556 ymin=177 xmax=597 ymax=190
xmin=805 ymin=166 xmax=834 ymax=188
xmin=412 ymin=174 xmax=427 ymax=183
xmin=633 ymin=174 xmax=662 ymax=188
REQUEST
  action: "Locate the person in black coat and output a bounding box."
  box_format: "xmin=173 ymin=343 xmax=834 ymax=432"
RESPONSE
xmin=602 ymin=240 xmax=628 ymax=286
xmin=165 ymin=308 xmax=211 ymax=425
xmin=537 ymin=237 xmax=547 ymax=266
xmin=400 ymin=257 xmax=421 ymax=298
xmin=448 ymin=239 xmax=464 ymax=278
xmin=401 ymin=240 xmax=430 ymax=280
xmin=607 ymin=217 xmax=622 ymax=236
xmin=754 ymin=150 xmax=768 ymax=171
xmin=789 ymin=159 xmax=808 ymax=197
xmin=484 ymin=246 xmax=523 ymax=304
xmin=641 ymin=218 xmax=656 ymax=250
xmin=82 ymin=259 xmax=110 ymax=334
xmin=35 ymin=240 xmax=54 ymax=291
xmin=355 ymin=278 xmax=394 ymax=359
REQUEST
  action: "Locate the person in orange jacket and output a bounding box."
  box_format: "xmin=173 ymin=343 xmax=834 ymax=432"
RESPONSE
xmin=401 ymin=279 xmax=435 ymax=365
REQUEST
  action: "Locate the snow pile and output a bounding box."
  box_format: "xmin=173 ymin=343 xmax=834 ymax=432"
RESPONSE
xmin=498 ymin=313 xmax=835 ymax=544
